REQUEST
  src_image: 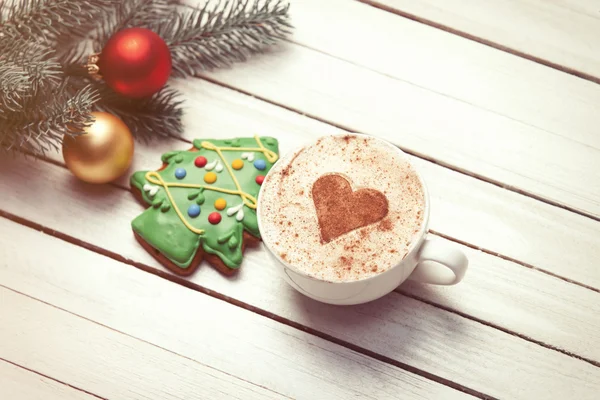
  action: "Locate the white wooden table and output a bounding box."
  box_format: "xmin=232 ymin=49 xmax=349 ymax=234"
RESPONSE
xmin=2 ymin=1 xmax=600 ymax=399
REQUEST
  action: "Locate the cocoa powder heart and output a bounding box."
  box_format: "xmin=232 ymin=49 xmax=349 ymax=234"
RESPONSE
xmin=312 ymin=174 xmax=389 ymax=243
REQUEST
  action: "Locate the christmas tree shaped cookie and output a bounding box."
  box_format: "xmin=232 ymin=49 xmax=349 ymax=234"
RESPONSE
xmin=130 ymin=135 xmax=279 ymax=276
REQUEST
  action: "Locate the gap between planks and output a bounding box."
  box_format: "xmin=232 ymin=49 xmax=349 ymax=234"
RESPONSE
xmin=199 ymin=0 xmax=600 ymax=219
xmin=2 ymin=204 xmax=599 ymax=375
xmin=0 ymin=285 xmax=292 ymax=400
xmin=18 ymin=83 xmax=600 ymax=296
xmin=356 ymin=0 xmax=600 ymax=86
xmin=4 ymin=143 xmax=600 ymax=395
xmin=0 ymin=205 xmax=600 ymax=370
xmin=197 ymin=75 xmax=600 ymax=224
xmin=0 ymin=357 xmax=107 ymax=400
xmin=401 ymin=281 xmax=600 ymax=368
xmin=0 ymin=211 xmax=495 ymax=400
xmin=14 ymin=66 xmax=600 ymax=291
xmin=428 ymin=229 xmax=600 ymax=295
xmin=23 ymin=112 xmax=600 ymax=297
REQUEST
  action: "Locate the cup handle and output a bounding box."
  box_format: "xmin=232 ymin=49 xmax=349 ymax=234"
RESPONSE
xmin=408 ymin=238 xmax=468 ymax=285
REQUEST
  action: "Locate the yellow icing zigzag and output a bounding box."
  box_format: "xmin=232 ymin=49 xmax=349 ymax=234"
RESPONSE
xmin=145 ymin=135 xmax=277 ymax=236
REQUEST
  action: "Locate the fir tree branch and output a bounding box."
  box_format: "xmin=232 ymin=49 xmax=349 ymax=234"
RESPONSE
xmin=95 ymin=86 xmax=184 ymax=140
xmin=92 ymin=0 xmax=180 ymax=50
xmin=153 ymin=0 xmax=293 ymax=77
xmin=58 ymin=0 xmax=180 ymax=65
xmin=0 ymin=0 xmax=120 ymax=44
xmin=0 ymin=0 xmax=292 ymax=157
xmin=66 ymin=76 xmax=185 ymax=139
xmin=1 ymin=36 xmax=48 ymax=65
xmin=0 ymin=38 xmax=62 ymax=111
xmin=0 ymin=81 xmax=98 ymax=155
xmin=0 ymin=61 xmax=31 ymax=112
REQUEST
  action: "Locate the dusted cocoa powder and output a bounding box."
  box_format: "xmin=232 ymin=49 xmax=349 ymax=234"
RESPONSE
xmin=259 ymin=134 xmax=425 ymax=282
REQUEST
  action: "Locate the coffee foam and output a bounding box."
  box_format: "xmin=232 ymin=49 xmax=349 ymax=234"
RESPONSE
xmin=259 ymin=134 xmax=426 ymax=283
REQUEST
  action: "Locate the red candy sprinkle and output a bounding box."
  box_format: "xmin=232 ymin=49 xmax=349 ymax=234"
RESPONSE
xmin=255 ymin=175 xmax=265 ymax=185
xmin=208 ymin=212 xmax=221 ymax=225
xmin=194 ymin=156 xmax=207 ymax=168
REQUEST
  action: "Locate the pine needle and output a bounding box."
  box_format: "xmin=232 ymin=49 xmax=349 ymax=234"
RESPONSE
xmin=0 ymin=0 xmax=120 ymax=43
xmin=153 ymin=0 xmax=292 ymax=77
xmin=0 ymin=0 xmax=292 ymax=156
xmin=0 ymin=81 xmax=99 ymax=155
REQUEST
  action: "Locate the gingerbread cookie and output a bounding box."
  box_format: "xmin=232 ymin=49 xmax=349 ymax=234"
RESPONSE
xmin=130 ymin=135 xmax=279 ymax=276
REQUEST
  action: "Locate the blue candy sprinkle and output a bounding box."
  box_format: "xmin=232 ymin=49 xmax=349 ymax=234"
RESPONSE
xmin=254 ymin=159 xmax=266 ymax=170
xmin=175 ymin=168 xmax=187 ymax=179
xmin=187 ymin=204 xmax=201 ymax=218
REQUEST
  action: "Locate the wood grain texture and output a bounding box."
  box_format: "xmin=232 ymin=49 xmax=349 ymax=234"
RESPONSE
xmin=0 ymin=294 xmax=286 ymax=400
xmin=45 ymin=80 xmax=600 ymax=291
xmin=0 ymin=360 xmax=97 ymax=400
xmin=1 ymin=166 xmax=599 ymax=399
xmin=8 ymin=79 xmax=600 ymax=355
xmin=199 ymin=0 xmax=600 ymax=218
xmin=0 ymin=219 xmax=468 ymax=400
xmin=291 ymin=0 xmax=599 ymax=150
xmin=363 ymin=0 xmax=600 ymax=80
xmin=399 ymin=238 xmax=600 ymax=362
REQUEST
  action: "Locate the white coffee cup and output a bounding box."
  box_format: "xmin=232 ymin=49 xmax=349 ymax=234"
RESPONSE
xmin=257 ymin=134 xmax=468 ymax=305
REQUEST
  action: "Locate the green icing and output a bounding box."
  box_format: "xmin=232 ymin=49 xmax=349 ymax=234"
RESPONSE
xmin=152 ymin=196 xmax=164 ymax=208
xmin=130 ymin=136 xmax=279 ymax=272
xmin=132 ymin=206 xmax=200 ymax=269
xmin=227 ymin=235 xmax=238 ymax=250
xmin=161 ymin=151 xmax=181 ymax=163
xmin=223 ymin=138 xmax=242 ymax=147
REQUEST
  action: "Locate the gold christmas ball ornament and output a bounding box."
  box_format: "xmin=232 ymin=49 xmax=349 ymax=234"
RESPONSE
xmin=62 ymin=112 xmax=134 ymax=184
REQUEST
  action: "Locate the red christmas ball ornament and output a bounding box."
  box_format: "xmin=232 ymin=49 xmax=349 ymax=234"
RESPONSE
xmin=98 ymin=28 xmax=172 ymax=98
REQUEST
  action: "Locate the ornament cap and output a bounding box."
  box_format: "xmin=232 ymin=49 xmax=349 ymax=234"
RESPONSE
xmin=86 ymin=53 xmax=103 ymax=81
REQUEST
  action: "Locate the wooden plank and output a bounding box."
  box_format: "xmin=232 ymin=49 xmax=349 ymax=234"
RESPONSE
xmin=289 ymin=0 xmax=599 ymax=153
xmin=399 ymin=237 xmax=600 ymax=362
xmin=0 ymin=294 xmax=286 ymax=400
xmin=1 ymin=189 xmax=600 ymax=398
xmin=362 ymin=0 xmax=600 ymax=81
xmin=9 ymin=80 xmax=600 ymax=351
xmin=0 ymin=220 xmax=469 ymax=400
xmin=199 ymin=0 xmax=600 ymax=217
xmin=0 ymin=360 xmax=96 ymax=400
xmin=410 ymin=153 xmax=600 ymax=291
xmin=45 ymin=79 xmax=600 ymax=291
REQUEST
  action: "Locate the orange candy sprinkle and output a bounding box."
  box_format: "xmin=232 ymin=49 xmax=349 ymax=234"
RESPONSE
xmin=231 ymin=159 xmax=244 ymax=170
xmin=204 ymin=172 xmax=217 ymax=184
xmin=214 ymin=198 xmax=227 ymax=210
